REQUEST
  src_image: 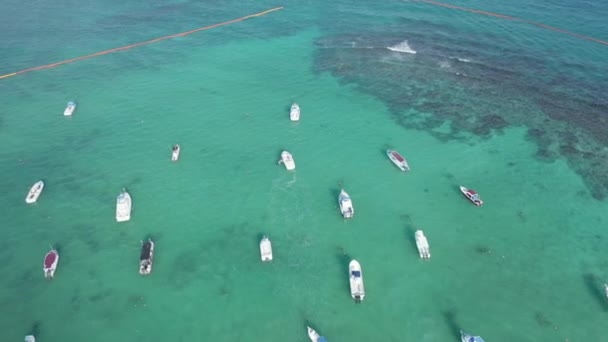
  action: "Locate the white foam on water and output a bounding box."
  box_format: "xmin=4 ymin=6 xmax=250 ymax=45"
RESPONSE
xmin=387 ymin=40 xmax=417 ymax=54
xmin=449 ymin=56 xmax=471 ymax=62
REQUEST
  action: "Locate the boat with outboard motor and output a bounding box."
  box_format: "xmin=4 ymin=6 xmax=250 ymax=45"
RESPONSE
xmin=460 ymin=186 xmax=483 ymax=206
xmin=349 ymin=259 xmax=365 ymax=303
xmin=43 ymin=248 xmax=59 ymax=279
xmin=116 ymin=188 xmax=132 ymax=222
xmin=307 ymin=326 xmax=328 ymax=342
xmin=260 ymin=236 xmax=273 ymax=262
xmin=386 ymin=149 xmax=410 ymax=172
xmin=25 ymin=180 xmax=44 ymax=204
xmin=338 ymin=189 xmax=354 ymax=219
xmin=461 ymin=330 xmax=485 ymax=342
xmin=171 ymin=144 xmax=180 ymax=161
xmin=415 ymin=230 xmax=431 ymax=259
xmin=64 ymin=101 xmax=76 ymax=116
xmin=278 ymin=151 xmax=296 ymax=170
xmin=139 ymin=239 xmax=154 ymax=275
xmin=290 ymin=103 xmax=300 ymax=121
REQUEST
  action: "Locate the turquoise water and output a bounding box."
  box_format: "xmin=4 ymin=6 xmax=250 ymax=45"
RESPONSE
xmin=1 ymin=0 xmax=608 ymax=341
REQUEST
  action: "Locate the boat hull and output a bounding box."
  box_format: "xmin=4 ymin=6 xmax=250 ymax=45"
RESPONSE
xmin=338 ymin=190 xmax=354 ymax=219
xmin=281 ymin=151 xmax=296 ymax=170
xmin=116 ymin=191 xmax=132 ymax=222
xmin=171 ymin=145 xmax=180 ymax=162
xmin=461 ymin=331 xmax=485 ymax=342
xmin=43 ymin=250 xmax=59 ymax=279
xmin=25 ymin=181 xmax=44 ymax=204
xmin=140 ymin=240 xmax=154 ymax=275
xmin=260 ymin=237 xmax=273 ymax=262
xmin=290 ymin=103 xmax=300 ymax=121
xmin=307 ymin=327 xmax=320 ymax=342
xmin=64 ymin=102 xmax=76 ymax=116
xmin=386 ymin=150 xmax=409 ymax=171
xmin=349 ymin=259 xmax=364 ymax=302
xmin=415 ymin=230 xmax=431 ymax=259
xmin=460 ymin=186 xmax=483 ymax=206
xmin=25 ymin=335 xmax=36 ymax=342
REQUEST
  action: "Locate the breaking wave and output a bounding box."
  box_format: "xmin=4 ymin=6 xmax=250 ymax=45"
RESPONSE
xmin=387 ymin=40 xmax=417 ymax=54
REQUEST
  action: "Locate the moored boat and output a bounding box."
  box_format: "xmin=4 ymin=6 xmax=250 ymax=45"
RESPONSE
xmin=25 ymin=335 xmax=35 ymax=342
xmin=386 ymin=149 xmax=410 ymax=171
xmin=139 ymin=239 xmax=154 ymax=275
xmin=116 ymin=188 xmax=132 ymax=222
xmin=604 ymin=283 xmax=608 ymax=299
xmin=415 ymin=230 xmax=431 ymax=259
xmin=25 ymin=180 xmax=44 ymax=204
xmin=307 ymin=326 xmax=328 ymax=342
xmin=260 ymin=236 xmax=273 ymax=262
xmin=349 ymin=259 xmax=365 ymax=303
xmin=338 ymin=189 xmax=354 ymax=219
xmin=290 ymin=103 xmax=300 ymax=121
xmin=171 ymin=144 xmax=181 ymax=162
xmin=43 ymin=248 xmax=59 ymax=279
xmin=64 ymin=101 xmax=76 ymax=116
xmin=460 ymin=186 xmax=483 ymax=206
xmin=278 ymin=151 xmax=296 ymax=170
xmin=461 ymin=330 xmax=485 ymax=342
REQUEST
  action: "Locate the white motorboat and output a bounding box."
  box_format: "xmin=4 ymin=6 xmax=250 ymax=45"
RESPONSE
xmin=604 ymin=283 xmax=608 ymax=299
xmin=43 ymin=248 xmax=59 ymax=279
xmin=116 ymin=188 xmax=132 ymax=222
xmin=139 ymin=239 xmax=154 ymax=275
xmin=25 ymin=336 xmax=35 ymax=342
xmin=278 ymin=150 xmax=296 ymax=170
xmin=461 ymin=331 xmax=486 ymax=342
xmin=25 ymin=180 xmax=44 ymax=204
xmin=290 ymin=103 xmax=300 ymax=121
xmin=415 ymin=230 xmax=431 ymax=259
xmin=307 ymin=326 xmax=328 ymax=342
xmin=260 ymin=236 xmax=273 ymax=262
xmin=460 ymin=186 xmax=483 ymax=206
xmin=171 ymin=144 xmax=181 ymax=162
xmin=349 ymin=259 xmax=365 ymax=303
xmin=63 ymin=101 xmax=76 ymax=116
xmin=338 ymin=189 xmax=354 ymax=219
xmin=386 ymin=149 xmax=410 ymax=172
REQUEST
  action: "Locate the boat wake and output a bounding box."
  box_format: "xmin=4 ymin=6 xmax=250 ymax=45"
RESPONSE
xmin=449 ymin=56 xmax=471 ymax=62
xmin=387 ymin=40 xmax=417 ymax=54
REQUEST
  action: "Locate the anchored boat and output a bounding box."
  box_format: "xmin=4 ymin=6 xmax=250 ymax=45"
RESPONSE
xmin=349 ymin=259 xmax=365 ymax=303
xmin=25 ymin=336 xmax=35 ymax=342
xmin=43 ymin=248 xmax=59 ymax=279
xmin=25 ymin=180 xmax=44 ymax=204
xmin=171 ymin=144 xmax=181 ymax=161
xmin=290 ymin=103 xmax=300 ymax=121
xmin=260 ymin=236 xmax=273 ymax=262
xmin=279 ymin=151 xmax=296 ymax=170
xmin=461 ymin=331 xmax=485 ymax=342
xmin=386 ymin=149 xmax=410 ymax=171
xmin=116 ymin=188 xmax=132 ymax=222
xmin=338 ymin=189 xmax=354 ymax=219
xmin=604 ymin=283 xmax=608 ymax=299
xmin=415 ymin=230 xmax=431 ymax=259
xmin=64 ymin=101 xmax=76 ymax=116
xmin=460 ymin=186 xmax=483 ymax=206
xmin=307 ymin=326 xmax=328 ymax=342
xmin=139 ymin=239 xmax=154 ymax=275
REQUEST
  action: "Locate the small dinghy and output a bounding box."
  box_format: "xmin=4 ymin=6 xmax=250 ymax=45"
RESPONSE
xmin=290 ymin=103 xmax=300 ymax=121
xmin=461 ymin=331 xmax=485 ymax=342
xmin=260 ymin=236 xmax=273 ymax=262
xmin=386 ymin=149 xmax=410 ymax=172
xmin=278 ymin=151 xmax=296 ymax=170
xmin=171 ymin=144 xmax=181 ymax=162
xmin=415 ymin=230 xmax=431 ymax=259
xmin=139 ymin=239 xmax=154 ymax=275
xmin=25 ymin=336 xmax=35 ymax=342
xmin=43 ymin=248 xmax=59 ymax=279
xmin=307 ymin=326 xmax=328 ymax=342
xmin=25 ymin=180 xmax=44 ymax=204
xmin=64 ymin=101 xmax=76 ymax=116
xmin=349 ymin=259 xmax=365 ymax=303
xmin=116 ymin=188 xmax=132 ymax=222
xmin=460 ymin=186 xmax=483 ymax=206
xmin=338 ymin=189 xmax=354 ymax=219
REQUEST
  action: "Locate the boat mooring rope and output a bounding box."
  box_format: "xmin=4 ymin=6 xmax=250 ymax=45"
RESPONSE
xmin=0 ymin=6 xmax=284 ymax=80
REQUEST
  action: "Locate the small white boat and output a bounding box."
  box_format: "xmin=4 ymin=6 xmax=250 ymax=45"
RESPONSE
xmin=139 ymin=239 xmax=154 ymax=275
xmin=461 ymin=331 xmax=485 ymax=342
xmin=25 ymin=336 xmax=35 ymax=342
xmin=415 ymin=230 xmax=431 ymax=259
xmin=338 ymin=189 xmax=354 ymax=219
xmin=290 ymin=103 xmax=300 ymax=121
xmin=64 ymin=101 xmax=76 ymax=116
xmin=307 ymin=326 xmax=328 ymax=342
xmin=171 ymin=144 xmax=181 ymax=162
xmin=604 ymin=283 xmax=608 ymax=299
xmin=386 ymin=149 xmax=410 ymax=171
xmin=278 ymin=150 xmax=296 ymax=170
xmin=260 ymin=236 xmax=273 ymax=262
xmin=349 ymin=259 xmax=365 ymax=303
xmin=25 ymin=180 xmax=44 ymax=204
xmin=460 ymin=186 xmax=483 ymax=206
xmin=43 ymin=248 xmax=59 ymax=279
xmin=116 ymin=188 xmax=132 ymax=222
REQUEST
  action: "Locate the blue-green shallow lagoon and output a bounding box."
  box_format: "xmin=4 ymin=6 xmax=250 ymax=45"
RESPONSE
xmin=1 ymin=1 xmax=608 ymax=341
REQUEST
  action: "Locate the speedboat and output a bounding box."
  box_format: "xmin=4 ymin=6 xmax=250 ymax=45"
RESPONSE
xmin=43 ymin=248 xmax=59 ymax=279
xmin=349 ymin=259 xmax=365 ymax=303
xmin=290 ymin=103 xmax=300 ymax=121
xmin=139 ymin=239 xmax=154 ymax=275
xmin=63 ymin=101 xmax=76 ymax=116
xmin=25 ymin=180 xmax=44 ymax=204
xmin=25 ymin=336 xmax=35 ymax=342
xmin=260 ymin=236 xmax=273 ymax=262
xmin=386 ymin=149 xmax=410 ymax=171
xmin=415 ymin=230 xmax=431 ymax=259
xmin=171 ymin=144 xmax=181 ymax=162
xmin=116 ymin=188 xmax=132 ymax=222
xmin=460 ymin=186 xmax=483 ymax=206
xmin=279 ymin=151 xmax=296 ymax=170
xmin=338 ymin=189 xmax=354 ymax=219
xmin=461 ymin=331 xmax=485 ymax=342
xmin=307 ymin=326 xmax=328 ymax=342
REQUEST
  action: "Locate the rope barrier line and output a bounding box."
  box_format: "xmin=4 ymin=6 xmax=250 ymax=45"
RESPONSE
xmin=0 ymin=6 xmax=284 ymax=80
xmin=418 ymin=0 xmax=608 ymax=46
